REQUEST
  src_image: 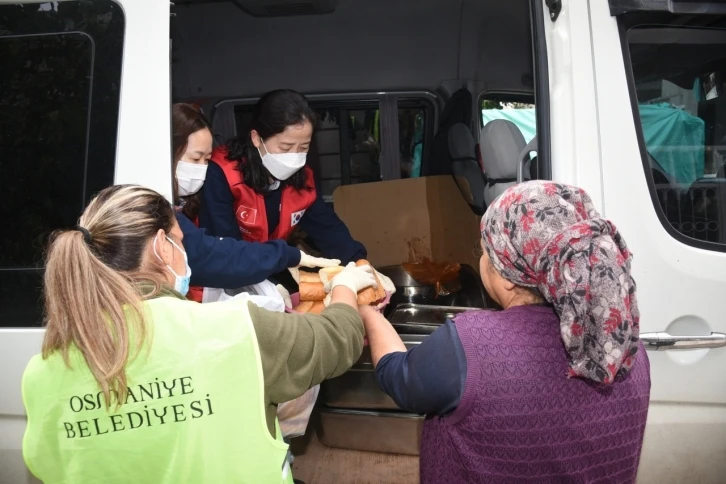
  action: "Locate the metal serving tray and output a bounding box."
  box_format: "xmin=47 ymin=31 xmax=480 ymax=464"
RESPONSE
xmin=388 ymin=303 xmax=479 ymax=326
xmin=316 ymin=408 xmax=424 ymax=455
xmin=378 ymin=264 xmax=491 ymax=313
xmin=320 ymin=334 xmax=425 ymax=408
xmin=320 ymin=304 xmax=480 ymax=410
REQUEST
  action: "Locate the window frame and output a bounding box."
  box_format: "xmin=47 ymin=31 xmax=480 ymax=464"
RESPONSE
xmin=307 ymin=98 xmax=381 ymax=199
xmin=618 ymin=15 xmax=726 ymax=252
xmin=530 ymin=0 xmax=552 ymax=181
xmin=211 ymin=90 xmax=437 ymax=189
xmin=0 ymin=0 xmax=125 ymax=328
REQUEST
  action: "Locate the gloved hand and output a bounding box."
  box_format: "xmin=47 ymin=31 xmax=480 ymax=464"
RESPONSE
xmin=288 ymin=251 xmax=341 ymax=284
xmin=374 ymin=270 xmax=396 ymax=295
xmin=323 ymin=262 xmax=377 ymax=294
xmin=299 ymin=251 xmax=341 ymax=269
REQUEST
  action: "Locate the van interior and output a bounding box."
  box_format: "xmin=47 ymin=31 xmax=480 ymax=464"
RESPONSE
xmin=172 ymin=0 xmax=544 ymax=205
xmin=170 ymin=0 xmax=544 ymax=480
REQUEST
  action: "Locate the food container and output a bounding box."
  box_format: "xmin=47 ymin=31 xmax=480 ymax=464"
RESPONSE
xmin=319 ymin=305 xmax=479 ymax=410
xmin=378 ymin=264 xmax=492 ymax=314
xmin=316 ymin=408 xmax=424 ymax=455
xmin=320 ymin=333 xmax=426 ymax=410
xmin=317 ymin=304 xmax=483 ymax=454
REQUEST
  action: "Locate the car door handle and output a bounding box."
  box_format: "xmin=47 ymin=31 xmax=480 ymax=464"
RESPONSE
xmin=640 ymin=332 xmax=726 ymax=350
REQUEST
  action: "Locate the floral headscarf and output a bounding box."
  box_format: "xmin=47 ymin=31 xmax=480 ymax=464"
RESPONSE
xmin=481 ymin=181 xmax=640 ymax=384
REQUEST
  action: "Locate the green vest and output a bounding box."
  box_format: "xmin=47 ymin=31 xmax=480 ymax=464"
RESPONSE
xmin=22 ymin=296 xmax=294 ymax=484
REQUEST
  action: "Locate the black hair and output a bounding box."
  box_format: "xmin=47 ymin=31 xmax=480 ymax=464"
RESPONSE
xmin=225 ymin=89 xmax=317 ymax=193
xmin=171 ymin=103 xmax=212 ymax=220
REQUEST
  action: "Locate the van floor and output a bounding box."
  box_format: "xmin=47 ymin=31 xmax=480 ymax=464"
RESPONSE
xmin=290 ymin=428 xmax=419 ymax=484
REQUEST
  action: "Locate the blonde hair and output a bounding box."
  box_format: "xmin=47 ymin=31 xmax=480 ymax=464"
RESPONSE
xmin=43 ymin=185 xmax=176 ymax=407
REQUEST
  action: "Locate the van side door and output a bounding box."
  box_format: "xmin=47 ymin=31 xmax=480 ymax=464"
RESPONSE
xmin=589 ymin=1 xmax=726 ymax=482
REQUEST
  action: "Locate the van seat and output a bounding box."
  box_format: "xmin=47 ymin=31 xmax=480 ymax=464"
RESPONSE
xmin=480 ymin=119 xmax=527 ymax=206
xmin=448 ymin=123 xmax=485 ymax=214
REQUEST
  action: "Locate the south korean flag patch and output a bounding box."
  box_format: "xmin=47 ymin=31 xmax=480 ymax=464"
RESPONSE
xmin=291 ymin=209 xmax=306 ymax=227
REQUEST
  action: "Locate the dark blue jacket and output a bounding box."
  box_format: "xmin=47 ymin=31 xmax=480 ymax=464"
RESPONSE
xmin=199 ymin=162 xmax=366 ymax=264
xmin=176 ymin=211 xmax=301 ymax=288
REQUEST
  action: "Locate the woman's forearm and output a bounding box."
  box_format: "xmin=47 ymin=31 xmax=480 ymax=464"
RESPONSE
xmin=329 ymin=285 xmax=358 ymax=309
xmin=361 ymin=307 xmax=406 ymax=366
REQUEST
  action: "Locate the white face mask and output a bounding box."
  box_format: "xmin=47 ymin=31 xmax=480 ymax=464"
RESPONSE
xmin=176 ymin=161 xmax=208 ymax=196
xmin=258 ymin=139 xmax=307 ymax=181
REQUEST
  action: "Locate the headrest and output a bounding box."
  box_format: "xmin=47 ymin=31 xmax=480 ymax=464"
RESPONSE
xmin=479 ymin=120 xmax=526 ymax=179
xmin=447 ymin=123 xmax=476 ymax=160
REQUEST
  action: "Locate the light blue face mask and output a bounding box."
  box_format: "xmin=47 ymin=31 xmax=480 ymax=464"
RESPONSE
xmin=153 ymin=235 xmax=192 ymax=296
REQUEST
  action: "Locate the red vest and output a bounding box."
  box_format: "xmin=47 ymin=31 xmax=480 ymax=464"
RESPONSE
xmin=210 ymin=147 xmax=317 ymax=242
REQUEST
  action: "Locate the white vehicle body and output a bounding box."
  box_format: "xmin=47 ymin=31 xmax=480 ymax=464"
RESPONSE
xmin=1 ymin=0 xmax=725 ymax=482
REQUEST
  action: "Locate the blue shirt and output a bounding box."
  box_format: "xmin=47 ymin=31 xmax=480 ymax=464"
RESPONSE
xmin=375 ymin=320 xmax=467 ymax=416
xmin=176 ymin=211 xmax=301 ymax=288
xmin=199 ymin=161 xmax=366 ymax=264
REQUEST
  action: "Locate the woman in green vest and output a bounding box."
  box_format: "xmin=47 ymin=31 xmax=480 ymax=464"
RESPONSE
xmin=22 ymin=184 xmax=379 ymax=484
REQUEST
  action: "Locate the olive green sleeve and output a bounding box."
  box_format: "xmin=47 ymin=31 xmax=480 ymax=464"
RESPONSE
xmin=247 ymin=301 xmax=365 ymax=405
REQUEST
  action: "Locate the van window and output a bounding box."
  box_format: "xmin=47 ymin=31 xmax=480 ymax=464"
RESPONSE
xmin=234 ymin=97 xmax=432 ymax=203
xmin=480 ymin=97 xmax=536 ymax=144
xmin=0 ymin=1 xmax=124 ymax=327
xmin=399 ymin=100 xmax=429 ymax=179
xmin=624 ymin=25 xmax=726 ymax=246
xmin=313 ymin=103 xmax=381 ymax=202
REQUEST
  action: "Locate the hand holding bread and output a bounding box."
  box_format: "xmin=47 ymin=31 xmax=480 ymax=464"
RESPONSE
xmin=325 ymin=262 xmax=377 ymax=294
xmin=293 ymin=259 xmax=388 ymax=313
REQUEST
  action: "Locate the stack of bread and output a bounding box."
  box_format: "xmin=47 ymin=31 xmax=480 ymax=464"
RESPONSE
xmin=294 ymin=259 xmax=387 ymax=314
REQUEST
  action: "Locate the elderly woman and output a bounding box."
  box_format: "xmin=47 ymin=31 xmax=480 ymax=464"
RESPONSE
xmin=363 ymin=181 xmax=651 ymax=483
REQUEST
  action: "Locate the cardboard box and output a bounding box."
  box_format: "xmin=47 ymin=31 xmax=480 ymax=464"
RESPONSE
xmin=333 ymin=176 xmax=481 ymax=270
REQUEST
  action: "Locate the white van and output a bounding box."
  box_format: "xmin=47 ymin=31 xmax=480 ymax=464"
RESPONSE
xmin=2 ymin=0 xmax=725 ymax=482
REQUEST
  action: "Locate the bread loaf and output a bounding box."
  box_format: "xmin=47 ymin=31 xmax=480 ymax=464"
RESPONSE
xmin=319 ymin=266 xmax=344 ymax=285
xmin=293 ymin=260 xmax=387 ymax=312
xmin=299 ymin=282 xmax=326 ymax=301
xmin=308 ymin=301 xmax=325 ymax=314
xmin=293 ymin=300 xmax=314 ymax=313
xmin=355 ymin=259 xmax=386 ymax=304
xmin=299 ymin=270 xmax=321 ymax=284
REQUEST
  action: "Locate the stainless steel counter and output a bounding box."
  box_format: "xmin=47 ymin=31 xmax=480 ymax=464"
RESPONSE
xmin=317 ymin=303 xmax=484 ymax=454
xmin=316 ymin=408 xmax=424 ymax=456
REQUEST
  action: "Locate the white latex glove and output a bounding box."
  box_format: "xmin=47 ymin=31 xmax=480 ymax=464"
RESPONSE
xmin=323 ymin=262 xmax=377 ymax=294
xmin=374 ymin=270 xmax=396 ymax=295
xmin=298 ymin=251 xmax=341 ymax=269
xmin=276 ymin=284 xmax=293 ymax=310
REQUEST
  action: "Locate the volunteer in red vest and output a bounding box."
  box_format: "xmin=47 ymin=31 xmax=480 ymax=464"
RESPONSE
xmin=22 ymin=184 xmax=381 ymax=484
xmin=200 ymin=89 xmax=367 ymax=269
xmin=170 ymin=103 xmax=340 ymax=303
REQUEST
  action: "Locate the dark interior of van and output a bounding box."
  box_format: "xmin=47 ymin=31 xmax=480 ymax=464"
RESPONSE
xmin=169 ymin=1 xmax=543 ymax=479
xmin=171 ymin=0 xmax=541 ymax=208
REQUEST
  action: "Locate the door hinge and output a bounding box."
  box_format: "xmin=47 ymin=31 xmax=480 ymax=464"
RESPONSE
xmin=545 ymin=0 xmax=562 ymax=21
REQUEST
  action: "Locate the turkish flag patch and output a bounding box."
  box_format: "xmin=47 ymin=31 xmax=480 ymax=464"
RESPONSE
xmin=291 ymin=209 xmax=306 ymax=227
xmin=236 ymin=205 xmax=258 ymax=225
